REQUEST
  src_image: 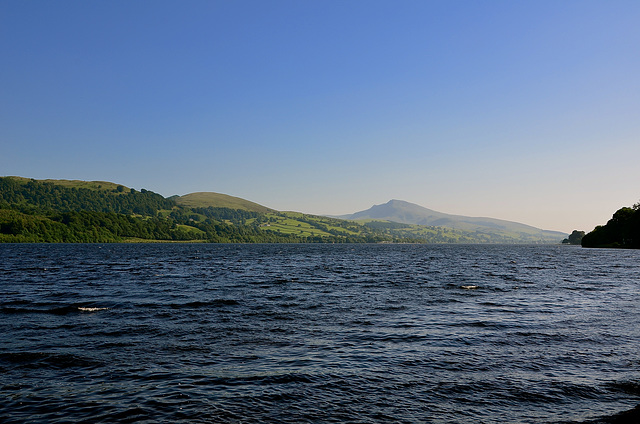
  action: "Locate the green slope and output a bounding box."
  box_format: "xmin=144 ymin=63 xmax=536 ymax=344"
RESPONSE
xmin=175 ymin=192 xmax=273 ymax=213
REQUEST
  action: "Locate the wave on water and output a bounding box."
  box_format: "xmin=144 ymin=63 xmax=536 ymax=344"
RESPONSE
xmin=1 ymin=304 xmax=110 ymax=315
xmin=1 ymin=243 xmax=639 ymax=424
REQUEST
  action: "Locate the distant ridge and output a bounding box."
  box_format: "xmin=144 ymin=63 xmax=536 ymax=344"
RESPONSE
xmin=1 ymin=176 xmax=569 ymax=244
xmin=175 ymin=192 xmax=273 ymax=213
xmin=339 ymin=199 xmax=566 ymax=242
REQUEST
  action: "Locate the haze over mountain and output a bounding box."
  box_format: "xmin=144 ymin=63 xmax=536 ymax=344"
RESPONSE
xmin=339 ymin=200 xmax=566 ymax=241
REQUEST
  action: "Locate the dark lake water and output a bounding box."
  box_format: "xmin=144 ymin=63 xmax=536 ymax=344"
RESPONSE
xmin=1 ymin=243 xmax=639 ymax=423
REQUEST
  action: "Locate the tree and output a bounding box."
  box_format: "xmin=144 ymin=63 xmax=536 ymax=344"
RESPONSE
xmin=582 ymin=206 xmax=640 ymax=248
xmin=562 ymin=230 xmax=585 ymax=245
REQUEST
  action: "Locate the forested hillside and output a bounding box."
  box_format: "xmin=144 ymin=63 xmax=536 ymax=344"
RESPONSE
xmin=0 ymin=177 xmax=390 ymax=243
xmin=0 ymin=177 xmax=174 ymax=215
xmin=581 ymin=203 xmax=640 ymax=248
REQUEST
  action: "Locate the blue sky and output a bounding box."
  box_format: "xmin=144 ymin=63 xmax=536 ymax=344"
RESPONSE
xmin=2 ymin=0 xmax=639 ymax=232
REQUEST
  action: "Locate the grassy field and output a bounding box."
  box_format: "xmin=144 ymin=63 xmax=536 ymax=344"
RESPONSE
xmin=256 ymin=214 xmax=334 ymax=237
xmin=253 ymin=212 xmax=381 ymax=239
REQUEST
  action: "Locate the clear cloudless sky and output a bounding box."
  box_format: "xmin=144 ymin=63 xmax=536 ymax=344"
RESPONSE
xmin=2 ymin=0 xmax=639 ymax=233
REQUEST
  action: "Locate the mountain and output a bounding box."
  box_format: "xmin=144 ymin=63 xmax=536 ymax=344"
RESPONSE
xmin=339 ymin=199 xmax=566 ymax=243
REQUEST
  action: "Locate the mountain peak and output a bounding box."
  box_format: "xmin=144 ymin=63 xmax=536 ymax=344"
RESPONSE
xmin=386 ymin=199 xmax=410 ymax=206
xmin=341 ymin=199 xmax=566 ymax=241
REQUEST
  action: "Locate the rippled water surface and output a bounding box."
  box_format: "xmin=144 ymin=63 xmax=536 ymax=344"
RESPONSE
xmin=1 ymin=243 xmax=639 ymax=423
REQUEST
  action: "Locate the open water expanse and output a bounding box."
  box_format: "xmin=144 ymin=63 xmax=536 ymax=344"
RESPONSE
xmin=1 ymin=243 xmax=639 ymax=423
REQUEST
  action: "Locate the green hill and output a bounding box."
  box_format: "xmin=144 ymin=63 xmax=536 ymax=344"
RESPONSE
xmin=175 ymin=192 xmax=273 ymax=213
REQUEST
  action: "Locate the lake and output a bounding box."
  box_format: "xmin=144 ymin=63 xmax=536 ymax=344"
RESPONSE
xmin=1 ymin=243 xmax=639 ymax=423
